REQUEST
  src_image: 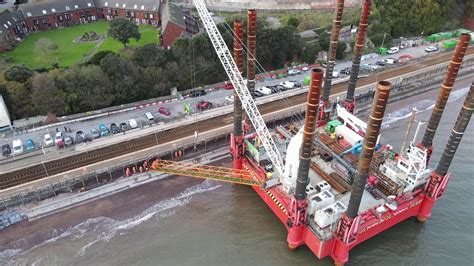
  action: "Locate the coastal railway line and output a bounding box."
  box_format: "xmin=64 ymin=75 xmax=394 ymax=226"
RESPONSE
xmin=1 ymin=48 xmax=473 ymax=190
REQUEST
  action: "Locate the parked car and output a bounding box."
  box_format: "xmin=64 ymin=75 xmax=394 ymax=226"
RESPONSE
xmin=386 ymin=58 xmax=398 ymax=65
xmin=425 ymin=46 xmax=438 ymax=53
xmin=25 ymin=139 xmax=35 ymax=151
xmin=99 ymin=124 xmax=110 ymax=137
xmin=291 ymin=81 xmax=302 ymax=88
xmin=158 ymin=107 xmax=171 ymax=116
xmin=340 ymin=67 xmax=351 ymax=75
xmin=91 ymin=128 xmax=101 ymax=139
xmin=225 ymin=95 xmax=235 ymax=103
xmin=75 ymin=131 xmax=86 ymax=144
xmin=128 ymin=119 xmax=138 ymax=129
xmin=253 ymin=90 xmax=264 ymax=97
xmin=222 ymin=83 xmax=234 ymax=90
xmin=2 ymin=144 xmax=11 ymax=157
xmin=44 ymin=133 xmax=54 ymax=147
xmin=119 ymin=122 xmax=129 ymax=132
xmin=302 ymin=66 xmax=309 ymax=71
xmin=195 ymin=101 xmax=213 ymax=110
xmin=280 ymin=81 xmax=295 ymax=90
xmin=268 ymin=85 xmax=280 ymax=94
xmin=321 ymin=61 xmax=328 ymax=68
xmin=387 ymin=47 xmax=399 ymax=54
xmin=55 ymin=131 xmax=64 ymax=146
xmin=64 ymin=136 xmax=74 ymax=146
xmin=288 ymin=68 xmax=300 ymax=75
xmin=255 ymin=86 xmax=272 ymax=95
xmin=144 ymin=112 xmax=155 ymax=124
xmin=110 ymin=123 xmax=120 ymax=134
xmin=376 ymin=60 xmax=386 ymax=66
xmin=190 ymin=89 xmax=206 ymax=97
xmin=12 ymin=139 xmax=23 ymax=154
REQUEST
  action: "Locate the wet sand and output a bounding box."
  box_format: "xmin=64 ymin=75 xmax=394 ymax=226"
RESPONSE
xmin=0 ymin=175 xmax=203 ymax=252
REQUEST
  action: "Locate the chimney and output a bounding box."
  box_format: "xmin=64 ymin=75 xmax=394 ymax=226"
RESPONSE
xmin=295 ymin=68 xmax=323 ymax=200
xmin=421 ymin=33 xmax=471 ymax=148
xmin=346 ymin=81 xmax=391 ymax=218
xmin=343 ymin=0 xmax=372 ymax=113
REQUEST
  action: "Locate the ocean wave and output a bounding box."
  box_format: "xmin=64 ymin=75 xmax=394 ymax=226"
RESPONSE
xmin=382 ymin=86 xmax=469 ymax=128
xmin=0 ymin=180 xmax=220 ymax=262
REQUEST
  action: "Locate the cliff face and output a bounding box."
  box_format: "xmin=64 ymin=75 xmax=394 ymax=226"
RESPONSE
xmin=174 ymin=0 xmax=361 ymax=11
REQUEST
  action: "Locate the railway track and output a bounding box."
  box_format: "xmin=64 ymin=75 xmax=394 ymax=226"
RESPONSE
xmin=1 ymin=49 xmax=472 ymax=190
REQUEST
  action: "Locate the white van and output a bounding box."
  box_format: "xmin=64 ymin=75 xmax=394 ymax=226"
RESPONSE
xmin=12 ymin=139 xmax=23 ymax=154
xmin=44 ymin=133 xmax=54 ymax=146
xmin=128 ymin=119 xmax=138 ymax=129
xmin=144 ymin=112 xmax=155 ymax=123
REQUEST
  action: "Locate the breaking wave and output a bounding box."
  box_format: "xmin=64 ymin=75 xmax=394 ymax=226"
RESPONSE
xmin=0 ymin=180 xmax=220 ymax=263
xmin=382 ymin=86 xmax=469 ymax=128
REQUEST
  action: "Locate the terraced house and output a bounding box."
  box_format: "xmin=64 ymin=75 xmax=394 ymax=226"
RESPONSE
xmin=0 ymin=0 xmax=199 ymax=51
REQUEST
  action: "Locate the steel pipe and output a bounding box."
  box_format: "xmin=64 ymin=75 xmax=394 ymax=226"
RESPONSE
xmin=233 ymin=20 xmax=244 ymax=136
xmin=346 ymin=81 xmax=391 ymax=218
xmin=247 ymin=9 xmax=257 ymax=96
xmin=345 ymin=0 xmax=372 ymax=104
xmin=435 ymin=83 xmax=474 ymax=176
xmin=322 ymin=0 xmax=345 ymax=101
xmin=295 ymin=68 xmax=323 ymax=200
xmin=421 ymin=33 xmax=471 ymax=148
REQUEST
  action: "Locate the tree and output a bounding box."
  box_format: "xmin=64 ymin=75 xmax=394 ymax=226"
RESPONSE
xmin=318 ymin=31 xmax=330 ymax=51
xmin=132 ymin=44 xmax=170 ymax=68
xmin=107 ymin=18 xmax=141 ymax=47
xmin=3 ymin=65 xmax=33 ymax=83
xmin=282 ymin=15 xmax=300 ymax=28
xmin=31 ymin=71 xmax=68 ymax=115
xmin=0 ymin=75 xmax=33 ymax=118
xmin=88 ymin=50 xmax=116 ymax=65
xmin=336 ymin=42 xmax=346 ymax=60
xmin=300 ymin=43 xmax=321 ymax=64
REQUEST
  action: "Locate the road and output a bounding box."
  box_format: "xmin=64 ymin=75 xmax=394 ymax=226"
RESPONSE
xmin=0 ymin=42 xmax=460 ymax=161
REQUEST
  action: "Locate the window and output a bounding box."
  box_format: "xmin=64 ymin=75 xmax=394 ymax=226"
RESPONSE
xmin=126 ymin=11 xmax=130 ymax=17
xmin=87 ymin=3 xmax=92 ymax=7
xmin=80 ymin=12 xmax=85 ymax=18
xmin=122 ymin=4 xmax=126 ymax=8
xmin=131 ymin=11 xmax=135 ymax=17
xmin=51 ymin=8 xmax=56 ymax=12
xmin=150 ymin=13 xmax=153 ymax=19
xmin=41 ymin=18 xmax=47 ymax=24
xmin=144 ymin=13 xmax=148 ymax=19
xmin=65 ymin=6 xmax=70 ymax=10
xmin=7 ymin=21 xmax=11 ymax=26
xmin=65 ymin=14 xmax=70 ymax=20
xmin=113 ymin=10 xmax=118 ymax=16
xmin=27 ymin=12 xmax=32 ymax=17
xmin=3 ymin=24 xmax=7 ymax=29
xmin=133 ymin=4 xmax=137 ymax=9
xmin=57 ymin=15 xmax=63 ymax=21
xmin=74 ymin=5 xmax=78 ymax=9
xmin=141 ymin=5 xmax=144 ymax=10
xmin=107 ymin=9 xmax=111 ymax=15
xmin=33 ymin=19 xmax=39 ymax=25
xmin=42 ymin=10 xmax=47 ymax=14
xmin=115 ymin=3 xmax=119 ymax=7
xmin=104 ymin=2 xmax=108 ymax=6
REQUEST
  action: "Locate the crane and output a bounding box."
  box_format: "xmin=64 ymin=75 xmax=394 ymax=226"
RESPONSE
xmin=193 ymin=0 xmax=285 ymax=175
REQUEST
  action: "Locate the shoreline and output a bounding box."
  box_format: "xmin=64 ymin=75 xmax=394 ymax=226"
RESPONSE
xmin=0 ymin=76 xmax=472 ymax=258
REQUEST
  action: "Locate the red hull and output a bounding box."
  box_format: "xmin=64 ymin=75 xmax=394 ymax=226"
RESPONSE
xmin=244 ymin=161 xmax=432 ymax=263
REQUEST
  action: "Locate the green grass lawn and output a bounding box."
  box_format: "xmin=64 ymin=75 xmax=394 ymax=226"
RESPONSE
xmin=2 ymin=21 xmax=159 ymax=69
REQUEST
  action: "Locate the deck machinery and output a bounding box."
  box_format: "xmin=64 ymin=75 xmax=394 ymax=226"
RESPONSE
xmin=150 ymin=1 xmax=473 ymax=264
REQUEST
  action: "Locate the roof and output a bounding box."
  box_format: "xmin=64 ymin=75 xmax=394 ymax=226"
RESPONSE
xmin=18 ymin=0 xmax=96 ymax=18
xmin=0 ymin=9 xmax=23 ymax=34
xmin=94 ymin=0 xmax=159 ymax=12
xmin=162 ymin=2 xmax=185 ymax=31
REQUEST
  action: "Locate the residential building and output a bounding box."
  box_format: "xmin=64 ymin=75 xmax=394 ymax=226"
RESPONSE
xmin=161 ymin=2 xmax=199 ymax=48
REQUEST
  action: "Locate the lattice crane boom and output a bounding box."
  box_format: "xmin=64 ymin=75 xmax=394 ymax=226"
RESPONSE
xmin=193 ymin=0 xmax=284 ymax=175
